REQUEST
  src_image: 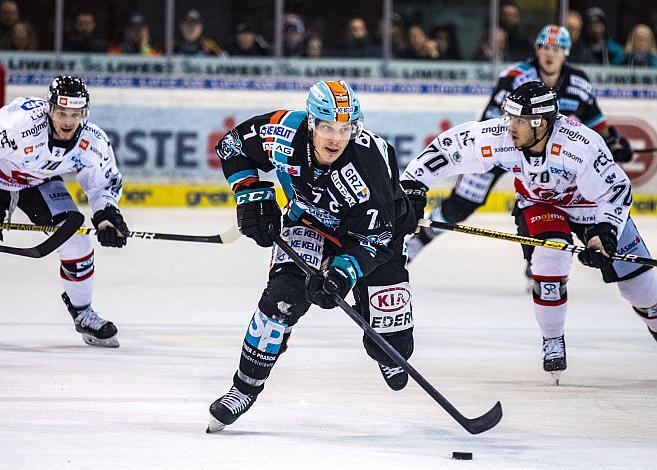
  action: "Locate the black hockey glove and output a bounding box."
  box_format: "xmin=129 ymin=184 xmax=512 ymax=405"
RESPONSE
xmin=605 ymin=126 xmax=633 ymax=163
xmin=235 ymin=181 xmax=281 ymax=247
xmin=577 ymin=222 xmax=618 ymax=269
xmin=400 ymin=179 xmax=428 ymax=223
xmin=305 ymin=256 xmax=358 ymax=309
xmin=92 ymin=206 xmax=130 ymax=248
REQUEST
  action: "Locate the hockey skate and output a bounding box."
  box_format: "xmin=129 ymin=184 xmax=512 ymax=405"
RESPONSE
xmin=207 ymin=386 xmax=257 ymax=433
xmin=62 ymin=293 xmax=119 ymax=348
xmin=378 ymin=362 xmax=408 ymax=391
xmin=542 ymin=335 xmax=566 ymax=385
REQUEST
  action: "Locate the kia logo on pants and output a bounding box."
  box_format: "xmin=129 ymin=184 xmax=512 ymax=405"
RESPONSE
xmin=370 ymin=287 xmax=411 ymax=312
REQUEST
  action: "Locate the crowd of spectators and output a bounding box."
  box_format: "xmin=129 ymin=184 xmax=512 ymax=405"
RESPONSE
xmin=1 ymin=0 xmax=656 ymax=68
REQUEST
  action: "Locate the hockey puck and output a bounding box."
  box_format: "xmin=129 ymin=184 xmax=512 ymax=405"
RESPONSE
xmin=452 ymin=452 xmax=473 ymax=460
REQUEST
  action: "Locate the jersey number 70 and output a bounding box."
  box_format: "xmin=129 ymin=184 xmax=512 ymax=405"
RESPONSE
xmin=419 ymin=143 xmax=449 ymax=173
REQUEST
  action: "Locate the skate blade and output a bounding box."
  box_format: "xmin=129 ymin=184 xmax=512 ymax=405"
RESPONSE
xmin=549 ymin=370 xmax=562 ymax=386
xmin=82 ymin=334 xmax=119 ymax=348
xmin=206 ymin=416 xmax=227 ymax=433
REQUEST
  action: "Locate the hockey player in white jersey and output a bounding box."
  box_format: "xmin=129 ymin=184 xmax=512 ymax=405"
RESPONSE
xmin=401 ymin=82 xmax=657 ymax=382
xmin=0 ymin=75 xmax=129 ymax=347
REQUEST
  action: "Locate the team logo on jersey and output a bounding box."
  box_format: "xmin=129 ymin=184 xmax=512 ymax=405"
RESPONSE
xmin=481 ymin=146 xmax=493 ymax=158
xmin=550 ymin=143 xmax=562 ymax=156
xmin=0 ymin=129 xmax=17 ymax=150
xmin=340 ymin=163 xmax=369 ymax=202
xmin=217 ymin=129 xmax=243 ymax=160
xmin=79 ymin=139 xmax=89 ymax=150
xmin=23 ymin=146 xmax=34 ymax=154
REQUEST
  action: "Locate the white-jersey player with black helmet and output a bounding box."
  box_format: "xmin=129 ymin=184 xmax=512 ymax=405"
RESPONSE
xmin=406 ymin=25 xmax=634 ymax=269
xmin=401 ymin=81 xmax=657 ymax=384
xmin=0 ymin=75 xmax=129 ymax=347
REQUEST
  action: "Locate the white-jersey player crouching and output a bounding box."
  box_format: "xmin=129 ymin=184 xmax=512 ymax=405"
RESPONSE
xmin=401 ymin=82 xmax=657 ymax=383
xmin=0 ymin=75 xmax=129 ymax=347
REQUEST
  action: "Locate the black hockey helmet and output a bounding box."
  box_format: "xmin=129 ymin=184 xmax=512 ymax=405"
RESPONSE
xmin=47 ymin=75 xmax=90 ymax=115
xmin=502 ymin=81 xmax=558 ymax=128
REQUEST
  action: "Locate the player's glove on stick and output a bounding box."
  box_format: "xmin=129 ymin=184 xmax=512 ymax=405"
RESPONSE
xmin=400 ymin=179 xmax=428 ymax=223
xmin=605 ymin=126 xmax=633 ymax=163
xmin=92 ymin=206 xmax=130 ymax=248
xmin=305 ymin=255 xmax=358 ymax=309
xmin=578 ymin=222 xmax=618 ymax=269
xmin=235 ymin=181 xmax=281 ymax=247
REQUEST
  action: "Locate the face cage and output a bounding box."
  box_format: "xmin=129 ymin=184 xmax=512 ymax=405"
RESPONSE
xmin=502 ymin=112 xmax=543 ymax=128
xmin=308 ymin=115 xmax=363 ymax=140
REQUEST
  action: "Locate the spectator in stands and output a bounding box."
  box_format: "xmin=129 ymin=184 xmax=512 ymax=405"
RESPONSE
xmin=580 ymin=7 xmax=624 ymax=65
xmin=337 ymin=17 xmax=378 ymax=57
xmin=64 ymin=11 xmax=106 ymax=52
xmin=7 ymin=20 xmax=37 ymax=50
xmin=623 ymin=24 xmax=657 ymax=67
xmin=305 ymin=35 xmax=323 ymax=58
xmin=175 ymin=9 xmax=224 ymax=56
xmin=499 ymin=1 xmax=532 ymax=61
xmin=403 ymin=24 xmax=438 ymax=60
xmin=0 ymin=0 xmax=19 ymax=49
xmin=472 ymin=28 xmax=508 ymax=62
xmin=431 ymin=23 xmax=462 ymax=60
xmin=283 ymin=14 xmax=306 ymax=57
xmin=566 ymin=10 xmax=588 ymax=63
xmin=108 ymin=13 xmax=160 ymax=56
xmin=224 ymin=21 xmax=269 ymax=56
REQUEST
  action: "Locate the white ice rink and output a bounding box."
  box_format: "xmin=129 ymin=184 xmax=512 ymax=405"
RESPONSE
xmin=1 ymin=208 xmax=656 ymax=470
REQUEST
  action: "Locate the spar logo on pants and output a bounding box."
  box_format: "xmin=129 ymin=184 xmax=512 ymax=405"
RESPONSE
xmin=245 ymin=310 xmax=287 ymax=354
xmin=368 ymin=282 xmax=413 ymax=333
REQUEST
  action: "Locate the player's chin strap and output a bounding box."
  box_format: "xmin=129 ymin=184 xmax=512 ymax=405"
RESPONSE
xmin=417 ymin=219 xmax=657 ymax=268
xmin=519 ymin=123 xmax=552 ymax=151
xmin=0 ymin=220 xmax=241 ymax=245
xmin=269 ymin=225 xmax=503 ymax=435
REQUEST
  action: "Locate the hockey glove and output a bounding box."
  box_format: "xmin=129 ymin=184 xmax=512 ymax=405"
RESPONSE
xmin=305 ymin=255 xmax=359 ymax=309
xmin=400 ymin=179 xmax=428 ymax=223
xmin=577 ymin=222 xmax=618 ymax=269
xmin=92 ymin=206 xmax=130 ymax=248
xmin=605 ymin=126 xmax=633 ymax=163
xmin=234 ymin=181 xmax=281 ymax=247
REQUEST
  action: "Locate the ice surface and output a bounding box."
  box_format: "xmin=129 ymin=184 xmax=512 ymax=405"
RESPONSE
xmin=1 ymin=208 xmax=656 ymax=469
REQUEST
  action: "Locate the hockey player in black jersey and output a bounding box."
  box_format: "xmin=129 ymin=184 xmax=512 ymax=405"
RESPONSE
xmin=406 ymin=24 xmax=633 ymax=265
xmin=207 ymin=80 xmax=417 ymax=432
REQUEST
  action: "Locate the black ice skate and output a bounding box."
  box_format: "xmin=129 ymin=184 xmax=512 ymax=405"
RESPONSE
xmin=62 ymin=293 xmax=119 ymax=348
xmin=542 ymin=335 xmax=566 ymax=386
xmin=207 ymin=386 xmax=257 ymax=433
xmin=378 ymin=362 xmax=408 ymax=391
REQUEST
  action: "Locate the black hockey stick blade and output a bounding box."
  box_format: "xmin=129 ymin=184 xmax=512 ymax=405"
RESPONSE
xmin=0 ymin=221 xmax=241 ymax=244
xmin=419 ymin=219 xmax=657 ymax=268
xmin=0 ymin=211 xmax=84 ymax=258
xmin=270 ymin=228 xmax=503 ymax=434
